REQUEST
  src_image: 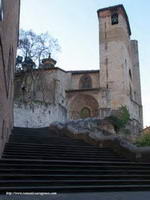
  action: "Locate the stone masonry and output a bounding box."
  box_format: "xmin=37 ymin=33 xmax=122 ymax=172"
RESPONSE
xmin=0 ymin=0 xmax=20 ymax=156
xmin=14 ymin=5 xmax=143 ymax=135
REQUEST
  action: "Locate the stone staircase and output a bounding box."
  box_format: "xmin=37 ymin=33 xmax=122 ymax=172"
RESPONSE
xmin=0 ymin=127 xmax=150 ymax=193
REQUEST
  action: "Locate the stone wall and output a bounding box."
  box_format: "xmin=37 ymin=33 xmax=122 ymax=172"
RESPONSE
xmin=0 ymin=0 xmax=20 ymax=156
xmin=14 ymin=5 xmax=142 ymax=134
xmin=98 ymin=5 xmax=142 ymax=129
xmin=71 ymin=72 xmax=100 ymax=90
xmin=14 ymin=103 xmax=67 ymax=128
xmin=15 ymin=69 xmax=57 ymax=104
xmin=14 ymin=68 xmax=70 ymax=128
xmin=130 ymin=40 xmax=143 ymax=126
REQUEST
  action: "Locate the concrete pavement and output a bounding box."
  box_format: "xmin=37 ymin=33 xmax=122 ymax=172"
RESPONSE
xmin=1 ymin=191 xmax=150 ymax=200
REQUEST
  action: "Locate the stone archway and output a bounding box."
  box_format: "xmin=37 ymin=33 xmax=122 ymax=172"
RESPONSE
xmin=69 ymin=94 xmax=99 ymax=120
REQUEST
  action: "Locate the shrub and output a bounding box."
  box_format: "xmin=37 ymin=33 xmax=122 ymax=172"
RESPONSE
xmin=135 ymin=132 xmax=150 ymax=147
xmin=106 ymin=106 xmax=130 ymax=133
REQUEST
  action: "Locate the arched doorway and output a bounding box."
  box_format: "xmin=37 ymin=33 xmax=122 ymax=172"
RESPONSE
xmin=69 ymin=94 xmax=99 ymax=120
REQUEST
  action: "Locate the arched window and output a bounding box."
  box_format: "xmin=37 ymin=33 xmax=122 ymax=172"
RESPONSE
xmin=79 ymin=74 xmax=92 ymax=89
xmin=80 ymin=107 xmax=91 ymax=119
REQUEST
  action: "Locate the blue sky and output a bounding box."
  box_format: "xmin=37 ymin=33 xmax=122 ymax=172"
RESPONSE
xmin=20 ymin=0 xmax=150 ymax=127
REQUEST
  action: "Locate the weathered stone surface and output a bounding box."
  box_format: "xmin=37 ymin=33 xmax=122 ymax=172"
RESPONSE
xmin=14 ymin=102 xmax=67 ymax=128
xmin=0 ymin=0 xmax=20 ymax=156
xmin=50 ymin=118 xmax=135 ymax=160
xmin=49 ymin=118 xmax=115 ymax=140
xmin=49 ymin=118 xmax=150 ymax=162
xmin=98 ymin=5 xmax=142 ymax=128
xmin=14 ymin=5 xmax=142 ymax=136
xmin=14 ymin=68 xmax=71 ymax=127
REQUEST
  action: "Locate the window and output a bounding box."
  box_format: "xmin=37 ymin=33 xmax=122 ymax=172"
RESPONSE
xmin=79 ymin=74 xmax=92 ymax=89
xmin=0 ymin=0 xmax=3 ymax=21
xmin=80 ymin=107 xmax=91 ymax=119
xmin=111 ymin=13 xmax=118 ymax=25
xmin=129 ymin=69 xmax=132 ymax=80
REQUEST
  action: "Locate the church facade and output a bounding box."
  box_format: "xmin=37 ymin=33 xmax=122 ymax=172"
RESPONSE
xmin=14 ymin=5 xmax=143 ymax=133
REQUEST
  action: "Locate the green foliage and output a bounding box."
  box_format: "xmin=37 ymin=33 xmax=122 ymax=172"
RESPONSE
xmin=107 ymin=115 xmax=122 ymax=132
xmin=135 ymin=132 xmax=150 ymax=147
xmin=106 ymin=106 xmax=130 ymax=133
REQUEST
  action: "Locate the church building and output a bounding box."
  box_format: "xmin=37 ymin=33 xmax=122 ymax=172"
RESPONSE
xmin=14 ymin=5 xmax=143 ymax=133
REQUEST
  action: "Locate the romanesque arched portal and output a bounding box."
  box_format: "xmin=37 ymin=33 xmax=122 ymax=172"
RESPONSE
xmin=68 ymin=94 xmax=99 ymax=120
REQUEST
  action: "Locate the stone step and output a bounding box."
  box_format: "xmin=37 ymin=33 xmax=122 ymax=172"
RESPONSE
xmin=2 ymin=152 xmax=127 ymax=161
xmin=4 ymin=149 xmax=116 ymax=156
xmin=8 ymin=137 xmax=88 ymax=143
xmin=0 ymin=179 xmax=150 ymax=187
xmin=0 ymin=174 xmax=150 ymax=180
xmin=9 ymin=134 xmax=79 ymax=140
xmin=8 ymin=139 xmax=88 ymax=145
xmin=0 ymin=158 xmax=142 ymax=165
xmin=4 ymin=145 xmax=115 ymax=152
xmin=2 ymin=127 xmax=150 ymax=193
xmin=11 ymin=133 xmax=66 ymax=137
xmin=2 ymin=155 xmax=128 ymax=161
xmin=3 ymin=154 xmax=124 ymax=160
xmin=5 ymin=142 xmax=99 ymax=149
xmin=5 ymin=144 xmax=110 ymax=151
xmin=3 ymin=151 xmax=124 ymax=158
xmin=0 ymin=163 xmax=149 ymax=170
xmin=9 ymin=134 xmax=87 ymax=140
xmin=4 ymin=154 xmax=123 ymax=160
xmin=0 ymin=168 xmax=149 ymax=175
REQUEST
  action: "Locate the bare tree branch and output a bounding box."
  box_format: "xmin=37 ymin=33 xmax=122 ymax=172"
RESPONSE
xmin=17 ymin=29 xmax=61 ymax=67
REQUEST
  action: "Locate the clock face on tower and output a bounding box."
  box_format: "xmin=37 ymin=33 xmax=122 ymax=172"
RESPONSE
xmin=111 ymin=13 xmax=118 ymax=25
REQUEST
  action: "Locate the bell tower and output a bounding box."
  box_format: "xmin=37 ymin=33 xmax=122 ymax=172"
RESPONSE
xmin=97 ymin=5 xmax=142 ymax=127
xmin=97 ymin=5 xmax=132 ymax=107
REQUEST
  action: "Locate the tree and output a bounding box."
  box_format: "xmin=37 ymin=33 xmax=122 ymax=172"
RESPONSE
xmin=17 ymin=29 xmax=60 ymax=69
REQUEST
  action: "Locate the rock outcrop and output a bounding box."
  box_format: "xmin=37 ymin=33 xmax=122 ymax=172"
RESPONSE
xmin=49 ymin=118 xmax=150 ymax=162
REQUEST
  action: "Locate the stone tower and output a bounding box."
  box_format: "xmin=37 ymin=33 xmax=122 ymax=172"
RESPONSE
xmin=97 ymin=5 xmax=143 ymax=128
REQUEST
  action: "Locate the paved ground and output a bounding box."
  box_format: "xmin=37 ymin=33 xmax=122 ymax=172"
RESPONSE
xmin=1 ymin=192 xmax=150 ymax=200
